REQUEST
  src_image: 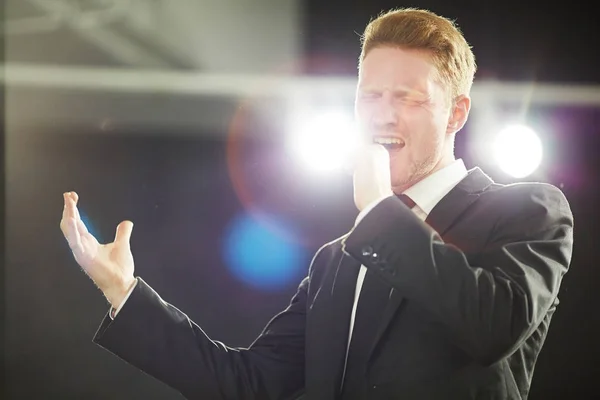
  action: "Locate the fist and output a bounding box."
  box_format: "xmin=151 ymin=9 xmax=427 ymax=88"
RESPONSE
xmin=353 ymin=144 xmax=394 ymax=211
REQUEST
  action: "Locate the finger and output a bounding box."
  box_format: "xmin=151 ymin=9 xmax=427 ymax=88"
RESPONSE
xmin=343 ymin=139 xmax=371 ymax=175
xmin=63 ymin=192 xmax=74 ymax=220
xmin=61 ymin=194 xmax=68 ymax=227
xmin=60 ymin=194 xmax=71 ymax=237
xmin=114 ymin=220 xmax=134 ymax=245
xmin=64 ymin=192 xmax=80 ymax=221
xmin=365 ymin=142 xmax=387 ymax=155
xmin=76 ymin=218 xmax=90 ymax=236
xmin=69 ymin=192 xmax=82 ymax=220
xmin=65 ymin=217 xmax=83 ymax=254
xmin=363 ymin=144 xmax=390 ymax=167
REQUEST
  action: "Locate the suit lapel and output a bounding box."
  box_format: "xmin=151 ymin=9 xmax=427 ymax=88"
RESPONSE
xmin=369 ymin=167 xmax=494 ymax=357
xmin=306 ymin=244 xmax=361 ymax=399
xmin=425 ymin=167 xmax=493 ymax=236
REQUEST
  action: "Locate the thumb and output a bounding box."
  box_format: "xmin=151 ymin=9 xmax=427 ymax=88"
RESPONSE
xmin=343 ymin=140 xmax=369 ymax=177
xmin=114 ymin=220 xmax=134 ymax=244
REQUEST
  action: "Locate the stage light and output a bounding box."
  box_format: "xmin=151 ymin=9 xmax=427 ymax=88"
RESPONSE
xmin=287 ymin=110 xmax=360 ymax=173
xmin=492 ymin=124 xmax=543 ymax=178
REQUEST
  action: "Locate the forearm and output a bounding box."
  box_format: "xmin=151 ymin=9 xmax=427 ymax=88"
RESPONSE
xmin=94 ymin=277 xmax=306 ymax=400
xmin=343 ymin=195 xmax=573 ymax=365
xmin=95 ymin=278 xmax=237 ymax=398
xmin=393 ymin=234 xmax=565 ymax=364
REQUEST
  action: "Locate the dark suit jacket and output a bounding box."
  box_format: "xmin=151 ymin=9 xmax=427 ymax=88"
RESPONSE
xmin=93 ymin=167 xmax=574 ymax=399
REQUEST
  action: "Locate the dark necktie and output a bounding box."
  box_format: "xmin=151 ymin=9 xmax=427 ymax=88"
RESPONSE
xmin=340 ymin=194 xmax=415 ymax=398
xmin=397 ymin=193 xmax=416 ymax=209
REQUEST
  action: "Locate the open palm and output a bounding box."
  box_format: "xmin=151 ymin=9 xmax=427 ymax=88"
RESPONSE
xmin=60 ymin=191 xmax=136 ymax=307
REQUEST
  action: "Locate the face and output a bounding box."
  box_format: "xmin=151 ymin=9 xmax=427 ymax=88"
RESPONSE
xmin=355 ymin=46 xmax=469 ymax=192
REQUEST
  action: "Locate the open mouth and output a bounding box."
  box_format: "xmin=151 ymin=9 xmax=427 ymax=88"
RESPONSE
xmin=372 ymin=137 xmax=405 ymax=151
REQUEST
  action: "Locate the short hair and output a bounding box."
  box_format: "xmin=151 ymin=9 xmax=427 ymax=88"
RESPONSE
xmin=359 ymin=8 xmax=477 ymax=100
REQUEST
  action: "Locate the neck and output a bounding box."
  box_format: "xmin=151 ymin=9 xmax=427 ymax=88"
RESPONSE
xmin=392 ymin=152 xmax=456 ymax=194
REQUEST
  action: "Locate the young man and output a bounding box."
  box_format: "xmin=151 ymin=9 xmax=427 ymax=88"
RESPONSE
xmin=61 ymin=8 xmax=574 ymax=400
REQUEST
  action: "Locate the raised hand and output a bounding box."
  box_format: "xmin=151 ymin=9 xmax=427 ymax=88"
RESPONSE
xmin=353 ymin=144 xmax=394 ymax=212
xmin=60 ymin=191 xmax=136 ymax=308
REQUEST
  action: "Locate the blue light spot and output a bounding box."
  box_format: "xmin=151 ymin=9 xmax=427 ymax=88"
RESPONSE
xmin=79 ymin=209 xmax=102 ymax=243
xmin=223 ymin=213 xmax=308 ymax=291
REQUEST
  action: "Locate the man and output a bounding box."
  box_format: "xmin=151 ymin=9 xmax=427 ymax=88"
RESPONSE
xmin=60 ymin=8 xmax=573 ymax=400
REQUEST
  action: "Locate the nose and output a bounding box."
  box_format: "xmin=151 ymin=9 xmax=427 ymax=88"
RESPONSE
xmin=371 ymin=93 xmax=398 ymax=128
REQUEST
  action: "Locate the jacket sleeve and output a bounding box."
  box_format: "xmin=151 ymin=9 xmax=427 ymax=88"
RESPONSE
xmin=93 ymin=275 xmax=309 ymax=400
xmin=341 ymin=183 xmax=574 ymax=366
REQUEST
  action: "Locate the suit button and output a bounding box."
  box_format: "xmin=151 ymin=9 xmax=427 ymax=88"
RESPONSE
xmin=370 ymin=252 xmax=379 ymax=263
xmin=361 ymin=246 xmax=373 ymax=257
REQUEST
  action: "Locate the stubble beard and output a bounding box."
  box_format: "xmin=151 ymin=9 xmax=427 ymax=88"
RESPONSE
xmin=391 ymin=150 xmax=439 ymax=194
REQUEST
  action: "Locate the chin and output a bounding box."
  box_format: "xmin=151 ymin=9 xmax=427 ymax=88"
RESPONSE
xmin=391 ymin=167 xmax=426 ymax=192
xmin=390 ymin=162 xmax=415 ymax=189
xmin=390 ymin=175 xmax=412 ymax=192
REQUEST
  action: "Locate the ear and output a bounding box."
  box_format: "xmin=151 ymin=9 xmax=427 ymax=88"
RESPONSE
xmin=446 ymin=95 xmax=471 ymax=134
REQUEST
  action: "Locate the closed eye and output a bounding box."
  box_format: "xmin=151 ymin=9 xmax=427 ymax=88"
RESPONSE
xmin=393 ymin=90 xmax=428 ymax=103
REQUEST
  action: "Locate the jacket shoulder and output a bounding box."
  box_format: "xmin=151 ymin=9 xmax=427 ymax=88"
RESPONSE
xmin=484 ymin=181 xmax=572 ymax=216
xmin=479 ymin=181 xmax=574 ymax=245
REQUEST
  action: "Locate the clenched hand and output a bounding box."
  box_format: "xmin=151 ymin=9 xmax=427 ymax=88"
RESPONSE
xmin=353 ymin=144 xmax=394 ymax=212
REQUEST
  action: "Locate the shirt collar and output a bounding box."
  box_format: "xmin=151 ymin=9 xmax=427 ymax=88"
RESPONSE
xmin=402 ymin=159 xmax=468 ymax=216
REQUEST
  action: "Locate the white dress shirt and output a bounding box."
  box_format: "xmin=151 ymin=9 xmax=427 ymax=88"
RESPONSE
xmin=341 ymin=158 xmax=468 ymax=381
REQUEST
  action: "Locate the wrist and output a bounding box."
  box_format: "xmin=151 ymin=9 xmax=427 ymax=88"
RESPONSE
xmin=359 ymin=191 xmax=393 ymax=211
xmin=103 ymin=276 xmax=136 ymax=309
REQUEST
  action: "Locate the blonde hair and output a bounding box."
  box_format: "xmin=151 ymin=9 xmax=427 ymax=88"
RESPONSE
xmin=359 ymin=8 xmax=476 ymax=100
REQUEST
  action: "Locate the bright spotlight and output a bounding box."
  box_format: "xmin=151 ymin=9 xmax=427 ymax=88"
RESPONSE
xmin=492 ymin=124 xmax=543 ymax=178
xmin=287 ymin=111 xmax=360 ymax=173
